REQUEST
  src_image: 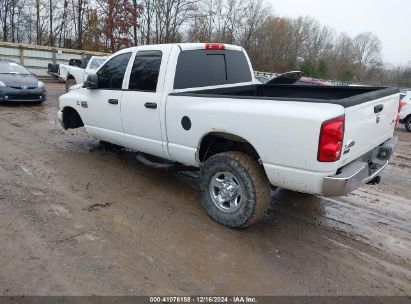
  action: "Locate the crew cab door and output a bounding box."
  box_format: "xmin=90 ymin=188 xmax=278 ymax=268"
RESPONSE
xmin=82 ymin=52 xmax=132 ymax=146
xmin=121 ymin=50 xmax=166 ymax=158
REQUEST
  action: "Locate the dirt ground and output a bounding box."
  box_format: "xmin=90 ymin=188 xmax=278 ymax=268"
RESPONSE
xmin=0 ymin=82 xmax=410 ymax=296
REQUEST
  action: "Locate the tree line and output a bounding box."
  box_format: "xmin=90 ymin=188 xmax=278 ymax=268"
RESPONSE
xmin=1 ymin=0 xmax=410 ymax=86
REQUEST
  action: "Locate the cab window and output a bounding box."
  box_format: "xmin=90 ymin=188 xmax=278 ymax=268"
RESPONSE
xmin=129 ymin=51 xmax=162 ymax=92
xmin=97 ymin=53 xmax=131 ymax=89
xmin=174 ymin=49 xmax=252 ymax=89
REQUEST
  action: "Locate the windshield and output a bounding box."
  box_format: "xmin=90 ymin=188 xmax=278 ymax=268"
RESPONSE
xmin=90 ymin=58 xmax=106 ymax=70
xmin=0 ymin=61 xmax=30 ymax=75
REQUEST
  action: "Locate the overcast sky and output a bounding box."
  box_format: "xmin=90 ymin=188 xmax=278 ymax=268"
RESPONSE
xmin=267 ymin=0 xmax=411 ymax=66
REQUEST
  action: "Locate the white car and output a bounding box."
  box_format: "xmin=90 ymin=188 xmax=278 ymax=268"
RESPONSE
xmin=399 ymin=91 xmax=411 ymax=132
xmin=58 ymin=56 xmax=107 ymax=92
xmin=58 ymin=43 xmax=400 ymax=228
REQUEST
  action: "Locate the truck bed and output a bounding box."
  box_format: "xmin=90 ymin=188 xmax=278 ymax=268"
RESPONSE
xmin=172 ymin=84 xmax=399 ymax=108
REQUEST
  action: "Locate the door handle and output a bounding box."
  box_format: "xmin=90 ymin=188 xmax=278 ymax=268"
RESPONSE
xmin=374 ymin=104 xmax=384 ymax=113
xmin=145 ymin=102 xmax=157 ymax=109
xmin=108 ymin=99 xmax=118 ymax=105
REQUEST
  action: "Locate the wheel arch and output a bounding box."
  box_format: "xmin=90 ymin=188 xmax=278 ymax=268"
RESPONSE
xmin=404 ymin=114 xmax=411 ymax=132
xmin=197 ymin=132 xmax=262 ymax=164
xmin=61 ymin=106 xmax=84 ymax=129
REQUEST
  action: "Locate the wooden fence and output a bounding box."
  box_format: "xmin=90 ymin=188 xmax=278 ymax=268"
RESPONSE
xmin=0 ymin=41 xmax=109 ymax=78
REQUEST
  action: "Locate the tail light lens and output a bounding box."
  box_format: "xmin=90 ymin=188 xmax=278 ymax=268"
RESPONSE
xmin=400 ymin=101 xmax=407 ymax=108
xmin=396 ymin=100 xmax=407 ymax=126
xmin=205 ymin=43 xmax=225 ymax=50
xmin=318 ymin=116 xmax=345 ymax=162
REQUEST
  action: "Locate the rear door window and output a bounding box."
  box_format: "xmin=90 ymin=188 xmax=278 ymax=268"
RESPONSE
xmin=128 ymin=51 xmax=162 ymax=92
xmin=174 ymin=49 xmax=252 ymax=89
xmin=97 ymin=52 xmax=132 ymax=89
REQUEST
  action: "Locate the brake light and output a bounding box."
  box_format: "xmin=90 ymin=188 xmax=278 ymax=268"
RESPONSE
xmin=205 ymin=43 xmax=225 ymax=50
xmin=318 ymin=116 xmax=345 ymax=162
xmin=400 ymin=100 xmax=407 ymax=109
xmin=396 ymin=101 xmax=407 ymax=126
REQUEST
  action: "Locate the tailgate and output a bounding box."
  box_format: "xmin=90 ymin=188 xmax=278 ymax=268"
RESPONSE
xmin=341 ymin=92 xmax=399 ymax=165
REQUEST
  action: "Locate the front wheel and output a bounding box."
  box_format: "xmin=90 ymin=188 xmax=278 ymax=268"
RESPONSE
xmin=405 ymin=116 xmax=411 ymax=132
xmin=199 ymin=152 xmax=271 ymax=228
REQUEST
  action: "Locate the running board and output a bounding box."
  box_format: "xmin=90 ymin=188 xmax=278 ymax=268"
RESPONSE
xmin=135 ymin=153 xmax=198 ymax=173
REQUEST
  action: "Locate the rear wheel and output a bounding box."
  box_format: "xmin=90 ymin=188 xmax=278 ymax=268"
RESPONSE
xmin=405 ymin=116 xmax=411 ymax=132
xmin=199 ymin=151 xmax=271 ymax=228
xmin=66 ymin=78 xmax=76 ymax=92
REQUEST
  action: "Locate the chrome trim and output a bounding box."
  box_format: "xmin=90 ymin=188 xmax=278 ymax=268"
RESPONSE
xmin=322 ymin=136 xmax=398 ymax=196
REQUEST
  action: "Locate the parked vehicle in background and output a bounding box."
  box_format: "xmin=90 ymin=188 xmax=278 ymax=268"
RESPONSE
xmin=295 ymin=76 xmax=330 ymax=86
xmin=0 ymin=59 xmax=46 ymax=104
xmin=48 ymin=58 xmax=83 ymax=78
xmin=255 ymin=75 xmax=271 ymax=84
xmin=48 ymin=56 xmax=107 ymax=92
xmin=261 ymin=71 xmax=331 ymax=86
xmin=58 ymin=43 xmax=399 ymax=228
xmin=266 ymin=71 xmax=304 ymax=85
xmin=399 ymin=91 xmax=411 ymax=132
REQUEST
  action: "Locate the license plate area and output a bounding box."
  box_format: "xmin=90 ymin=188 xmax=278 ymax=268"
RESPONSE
xmin=361 ymin=137 xmax=398 ymax=167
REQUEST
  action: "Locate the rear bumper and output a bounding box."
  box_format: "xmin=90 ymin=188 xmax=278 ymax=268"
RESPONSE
xmin=322 ymin=136 xmax=398 ymax=196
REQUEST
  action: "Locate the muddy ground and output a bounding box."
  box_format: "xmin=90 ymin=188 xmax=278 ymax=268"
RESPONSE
xmin=0 ymin=83 xmax=410 ymax=296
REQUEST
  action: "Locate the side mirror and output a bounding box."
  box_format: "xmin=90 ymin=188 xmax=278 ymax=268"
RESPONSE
xmin=83 ymin=74 xmax=98 ymax=89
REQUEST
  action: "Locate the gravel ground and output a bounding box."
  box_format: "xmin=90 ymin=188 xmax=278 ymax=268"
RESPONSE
xmin=0 ymin=83 xmax=410 ymax=296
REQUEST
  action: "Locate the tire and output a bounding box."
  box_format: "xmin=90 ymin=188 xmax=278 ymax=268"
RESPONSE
xmin=405 ymin=116 xmax=411 ymax=132
xmin=32 ymin=100 xmax=44 ymax=105
xmin=199 ymin=151 xmax=271 ymax=228
xmin=66 ymin=78 xmax=76 ymax=92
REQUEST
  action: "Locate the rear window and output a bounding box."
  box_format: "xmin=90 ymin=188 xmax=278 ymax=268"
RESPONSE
xmin=89 ymin=58 xmax=105 ymax=70
xmin=174 ymin=49 xmax=252 ymax=90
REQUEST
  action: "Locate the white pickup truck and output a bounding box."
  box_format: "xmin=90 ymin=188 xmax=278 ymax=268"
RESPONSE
xmin=399 ymin=91 xmax=411 ymax=132
xmin=58 ymin=43 xmax=400 ymax=228
xmin=56 ymin=56 xmax=107 ymax=92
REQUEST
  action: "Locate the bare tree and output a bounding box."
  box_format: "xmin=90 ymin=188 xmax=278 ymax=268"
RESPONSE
xmin=352 ymin=32 xmax=382 ymax=80
xmin=1 ymin=0 xmax=12 ymax=41
xmin=302 ymin=20 xmax=334 ymax=62
xmin=1 ymin=0 xmax=408 ymax=86
xmin=240 ymin=0 xmax=269 ymax=50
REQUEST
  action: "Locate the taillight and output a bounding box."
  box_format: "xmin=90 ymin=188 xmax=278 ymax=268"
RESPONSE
xmin=400 ymin=101 xmax=407 ymax=109
xmin=396 ymin=101 xmax=407 ymax=126
xmin=318 ymin=116 xmax=345 ymax=162
xmin=205 ymin=43 xmax=225 ymax=50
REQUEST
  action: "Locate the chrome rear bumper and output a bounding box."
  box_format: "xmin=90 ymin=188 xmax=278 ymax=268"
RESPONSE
xmin=322 ymin=136 xmax=398 ymax=196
